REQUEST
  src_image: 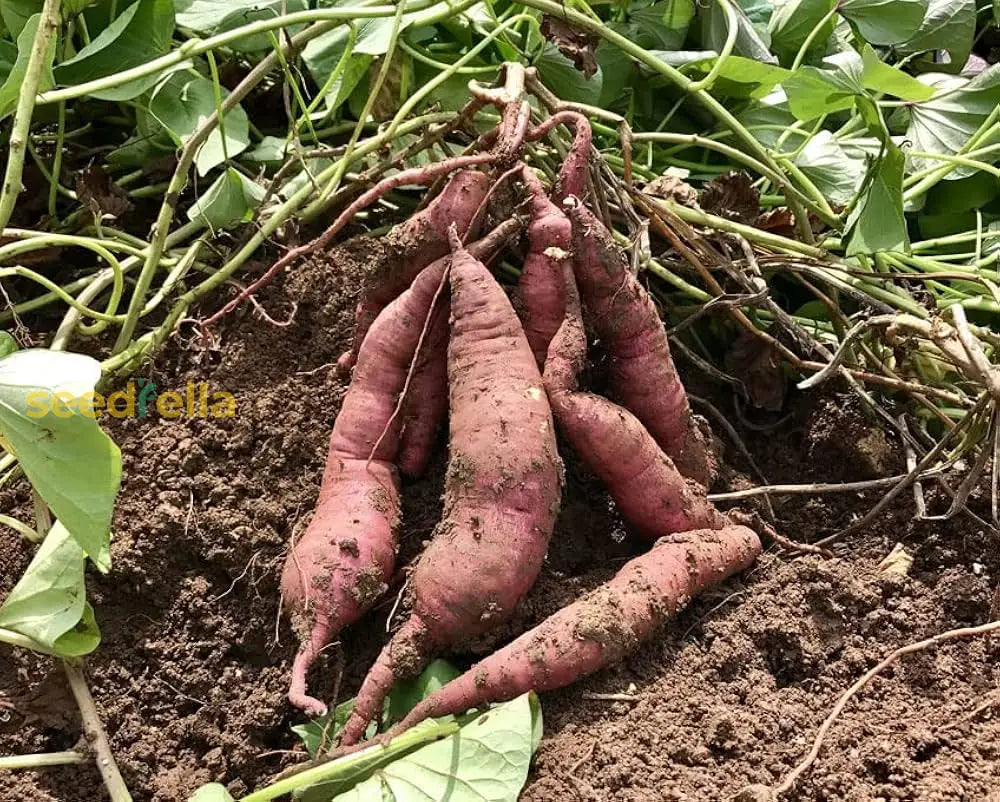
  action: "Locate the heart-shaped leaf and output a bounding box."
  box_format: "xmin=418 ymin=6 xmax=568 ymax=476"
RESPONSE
xmin=0 ymin=521 xmax=101 ymax=656
xmin=897 ymin=0 xmax=976 ymax=74
xmin=149 ymin=71 xmax=250 ymax=175
xmin=838 ymin=0 xmax=927 ymax=45
xmin=0 ymin=350 xmax=120 ymax=566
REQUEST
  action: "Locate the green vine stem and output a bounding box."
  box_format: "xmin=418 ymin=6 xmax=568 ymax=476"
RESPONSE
xmin=0 ymin=0 xmax=62 ymax=232
xmin=0 ymin=751 xmax=86 ymax=770
xmin=36 ymin=1 xmax=442 ymax=106
xmin=239 ymin=721 xmax=461 ymax=802
xmin=0 ymin=628 xmax=57 ymax=655
xmin=63 ymin=660 xmax=133 ymax=802
xmin=0 ymin=513 xmax=41 ymax=542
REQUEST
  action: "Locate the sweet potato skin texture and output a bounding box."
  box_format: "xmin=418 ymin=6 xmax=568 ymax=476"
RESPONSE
xmin=565 ymin=197 xmax=712 ymax=486
xmin=338 ymin=242 xmax=563 ymax=746
xmin=543 ymin=265 xmax=722 ymax=538
xmin=337 ymin=170 xmax=490 ymax=373
xmin=282 ymin=260 xmax=453 ymax=715
xmin=394 ymin=217 xmax=523 ymax=478
xmin=391 ymin=526 xmax=761 ymax=732
xmin=516 ymin=167 xmax=572 ymax=367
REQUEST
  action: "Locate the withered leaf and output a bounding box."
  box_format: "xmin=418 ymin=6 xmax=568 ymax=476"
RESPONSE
xmin=724 ymin=330 xmax=786 ymax=411
xmin=701 ymin=171 xmax=759 ymax=225
xmin=76 ymin=165 xmax=132 ymax=220
xmin=541 ymin=14 xmax=599 ymax=78
xmin=642 ymin=173 xmax=698 ymax=207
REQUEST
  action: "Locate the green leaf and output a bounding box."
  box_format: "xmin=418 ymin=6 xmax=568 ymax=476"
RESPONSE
xmin=244 ymin=135 xmax=290 ymax=164
xmin=187 ymin=168 xmax=265 ymax=229
xmin=738 ymin=0 xmax=774 ymax=25
xmin=767 ymin=0 xmax=835 ymax=64
xmin=302 ymin=26 xmax=371 ymax=115
xmin=783 ymin=50 xmax=864 ymax=121
xmin=844 ymin=143 xmax=909 ymax=255
xmin=703 ymin=0 xmax=776 ymax=63
xmin=859 ymin=44 xmax=934 ymax=101
xmin=0 ymin=14 xmax=55 ymax=120
xmin=54 ymin=0 xmax=175 ymax=90
xmin=897 ymin=0 xmax=975 ymax=74
xmin=0 ymin=350 xmax=120 ymax=566
xmin=620 ymin=0 xmax=694 ymax=50
xmin=384 ymin=659 xmax=461 ymax=728
xmin=596 ymin=41 xmax=634 ymax=109
xmin=292 ymin=700 xmax=358 ymax=759
xmin=737 ymin=87 xmax=798 ymax=147
xmin=837 ymin=0 xmax=927 ymax=45
xmin=687 ymin=54 xmax=790 ymax=96
xmin=904 ymin=72 xmax=1000 ymax=179
xmin=0 ymin=0 xmax=35 ymax=38
xmin=994 ymin=0 xmax=1000 ymax=26
xmin=149 ymin=71 xmax=250 ymax=175
xmin=175 ymin=0 xmax=307 ymax=50
xmin=794 ymin=129 xmax=866 ymax=206
xmin=534 ymin=43 xmax=603 ymax=106
xmin=921 ymin=171 xmax=1000 ymax=216
xmin=0 ymin=521 xmax=101 ymax=656
xmin=302 ymin=694 xmax=537 ymax=802
xmin=0 ymin=331 xmax=17 ymax=357
xmin=187 ymin=784 xmax=235 ymax=802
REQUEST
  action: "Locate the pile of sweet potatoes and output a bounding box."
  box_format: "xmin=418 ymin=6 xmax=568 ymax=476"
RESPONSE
xmin=277 ymin=75 xmax=763 ymax=748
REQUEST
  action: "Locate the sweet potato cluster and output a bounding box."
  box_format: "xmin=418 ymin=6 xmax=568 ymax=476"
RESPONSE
xmin=278 ymin=81 xmax=762 ymax=750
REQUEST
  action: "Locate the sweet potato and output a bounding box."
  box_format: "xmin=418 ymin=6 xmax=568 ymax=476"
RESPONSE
xmin=387 ymin=526 xmax=761 ymax=734
xmin=516 ymin=166 xmax=572 ymax=367
xmin=544 ymin=261 xmax=722 ymax=539
xmin=396 ymin=217 xmax=523 ymax=478
xmin=282 ymin=260 xmax=457 ymax=716
xmin=564 ymin=196 xmax=713 ymax=487
xmin=336 ymin=169 xmax=490 ymax=374
xmin=338 ymin=232 xmax=563 ymax=746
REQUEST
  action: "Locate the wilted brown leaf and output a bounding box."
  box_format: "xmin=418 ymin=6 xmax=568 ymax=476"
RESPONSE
xmin=643 ymin=173 xmax=698 ymax=207
xmin=76 ymin=165 xmax=132 ymax=220
xmin=724 ymin=330 xmax=786 ymax=411
xmin=541 ymin=14 xmax=599 ymax=78
xmin=701 ymin=171 xmax=759 ymax=225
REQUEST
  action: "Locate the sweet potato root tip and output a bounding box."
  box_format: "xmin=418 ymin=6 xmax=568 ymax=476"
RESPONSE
xmin=563 ymin=196 xmax=712 ymax=486
xmin=388 ymin=525 xmax=761 ymax=734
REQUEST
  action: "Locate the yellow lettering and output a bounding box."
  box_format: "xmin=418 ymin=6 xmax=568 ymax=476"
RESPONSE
xmin=210 ymin=392 xmax=236 ymax=418
xmin=106 ymin=383 xmax=136 ymax=419
xmin=50 ymin=391 xmax=77 ymax=418
xmin=157 ymin=392 xmax=183 ymax=419
xmin=78 ymin=392 xmax=100 ymax=418
xmin=25 ymin=391 xmax=50 ymax=419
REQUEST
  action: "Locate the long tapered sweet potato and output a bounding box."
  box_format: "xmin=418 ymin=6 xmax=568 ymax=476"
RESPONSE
xmin=564 ymin=196 xmax=713 ymax=486
xmin=395 ymin=217 xmax=523 ymax=478
xmin=544 ymin=260 xmax=722 ymax=539
xmin=337 ymin=232 xmax=563 ymax=746
xmin=336 ymin=169 xmax=490 ymax=374
xmin=386 ymin=526 xmax=761 ymax=735
xmin=516 ymin=166 xmax=572 ymax=367
xmin=282 ymin=259 xmax=458 ymax=716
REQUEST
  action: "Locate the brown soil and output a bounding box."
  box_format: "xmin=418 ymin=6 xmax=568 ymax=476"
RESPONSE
xmin=1 ymin=248 xmax=998 ymax=802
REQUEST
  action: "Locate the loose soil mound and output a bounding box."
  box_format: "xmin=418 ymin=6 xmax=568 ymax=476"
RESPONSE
xmin=1 ymin=249 xmax=997 ymax=802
